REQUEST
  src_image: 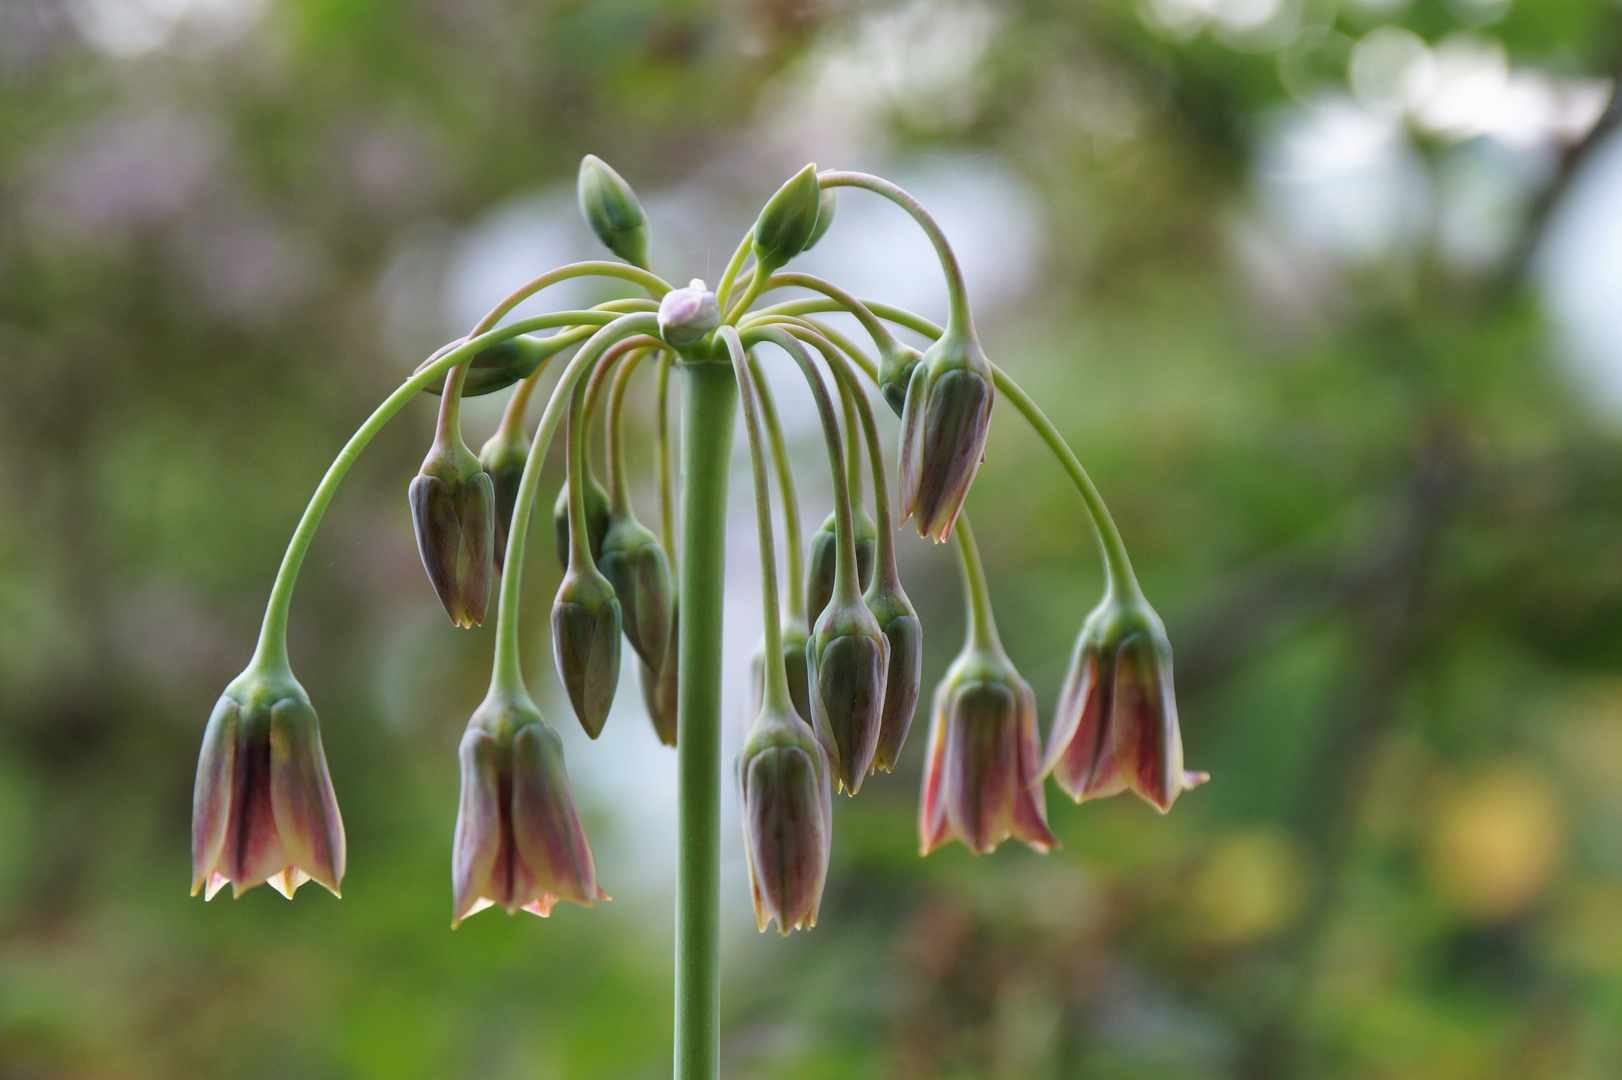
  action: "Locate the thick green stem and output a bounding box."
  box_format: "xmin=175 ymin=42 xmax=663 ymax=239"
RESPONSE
xmin=674 ymin=360 xmax=736 ymax=1080
xmin=748 ymin=353 xmax=805 ymax=622
xmin=490 ymin=313 xmax=659 ymax=693
xmin=816 ymin=171 xmax=974 ymax=339
xmin=748 ymin=327 xmax=861 ymax=607
xmin=251 ymin=311 xmax=617 ymax=674
xmin=952 ymin=515 xmax=1002 ymax=654
xmin=720 ymin=330 xmax=791 ymax=712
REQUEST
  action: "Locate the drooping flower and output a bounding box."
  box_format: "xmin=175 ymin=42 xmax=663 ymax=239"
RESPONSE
xmin=1042 ymin=594 xmax=1208 ymax=812
xmin=897 ymin=331 xmax=994 ymax=543
xmin=807 ymin=592 xmax=890 ymax=795
xmin=452 ymin=689 xmax=608 ymax=925
xmin=737 ymin=702 xmax=832 ymax=934
xmin=410 ymin=441 xmax=495 ymax=628
xmin=865 ymin=573 xmax=922 ymax=774
xmin=919 ymin=645 xmax=1055 ymax=856
xmin=191 ymin=668 xmax=345 ymax=901
xmin=805 ymin=509 xmax=875 ymax=628
xmin=598 ymin=513 xmax=674 ymax=672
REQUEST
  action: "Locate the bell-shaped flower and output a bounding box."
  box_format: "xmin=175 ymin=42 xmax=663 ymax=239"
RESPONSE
xmin=479 ymin=427 xmax=527 ymax=575
xmin=420 ymin=335 xmax=553 ymax=398
xmin=751 ymin=164 xmax=822 ymax=270
xmin=658 ymin=280 xmax=720 ymax=348
xmin=552 ymin=562 xmax=622 ymax=739
xmin=865 ymin=572 xmax=922 ymax=774
xmin=578 ymin=155 xmax=650 ymax=268
xmin=553 ymin=472 xmax=612 ymax=573
xmin=452 ymin=689 xmax=608 ymax=925
xmin=919 ymin=644 xmax=1056 ymax=856
xmin=191 ymin=668 xmax=345 ymax=901
xmin=1042 ymin=594 xmax=1208 ymax=812
xmin=897 ymin=331 xmax=994 ymax=543
xmin=410 ymin=439 xmax=495 ymax=628
xmin=807 ymin=593 xmax=890 ymax=794
xmin=598 ymin=513 xmax=674 ymax=672
xmin=737 ymin=700 xmax=832 ymax=934
xmin=805 ymin=509 xmax=875 ymax=628
xmin=876 ymin=340 xmax=924 ymax=418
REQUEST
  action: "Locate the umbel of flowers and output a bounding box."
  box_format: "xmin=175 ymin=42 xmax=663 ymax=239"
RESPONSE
xmin=189 ymin=155 xmax=1206 ymax=1075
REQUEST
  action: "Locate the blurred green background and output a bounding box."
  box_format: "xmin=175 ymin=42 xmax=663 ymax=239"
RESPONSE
xmin=6 ymin=0 xmax=1622 ymax=1075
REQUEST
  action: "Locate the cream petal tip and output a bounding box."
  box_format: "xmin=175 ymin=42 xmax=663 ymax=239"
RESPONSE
xmin=1183 ymin=770 xmax=1211 ymax=789
xmin=203 ymin=872 xmax=229 ymax=901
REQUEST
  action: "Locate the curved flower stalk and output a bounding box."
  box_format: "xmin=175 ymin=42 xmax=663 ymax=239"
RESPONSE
xmin=186 ymin=155 xmax=1205 ymax=1080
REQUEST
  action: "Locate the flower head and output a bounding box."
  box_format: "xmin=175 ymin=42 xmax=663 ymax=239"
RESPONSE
xmin=552 ymin=563 xmax=622 ymax=739
xmin=191 ymin=667 xmax=345 ymax=901
xmin=897 ymin=332 xmax=994 ymax=543
xmin=409 ymin=443 xmax=495 ymax=628
xmin=553 ymin=473 xmax=612 ymax=573
xmin=1042 ymin=595 xmax=1208 ymax=812
xmin=598 ymin=514 xmax=674 ymax=672
xmin=452 ymin=690 xmax=608 ymax=925
xmin=877 ymin=341 xmax=924 ymax=418
xmin=657 ymin=280 xmax=720 ymax=347
xmin=737 ymin=703 xmax=832 ymax=934
xmin=919 ymin=645 xmax=1055 ymax=856
xmin=751 ymin=616 xmax=813 ymax=725
xmin=807 ymin=594 xmax=890 ymax=794
xmin=805 ymin=509 xmax=875 ymax=628
xmin=751 ymin=164 xmax=822 ymax=270
xmin=578 ymin=155 xmax=650 ymax=268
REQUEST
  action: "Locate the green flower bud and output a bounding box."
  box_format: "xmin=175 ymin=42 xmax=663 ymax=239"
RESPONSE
xmin=577 ymin=154 xmax=650 ymax=268
xmin=452 ymin=688 xmax=608 ymax=925
xmin=420 ymin=336 xmax=553 ymax=398
xmin=806 ymin=594 xmax=890 ymax=794
xmin=751 ymin=163 xmax=821 ymax=270
xmin=657 ymin=279 xmax=720 ymax=348
xmin=553 ymin=474 xmax=612 ymax=573
xmin=598 ymin=512 xmax=674 ymax=672
xmin=805 ymin=509 xmax=875 ymax=628
xmin=638 ymin=601 xmax=679 ymax=747
xmin=877 ymin=340 xmax=924 ymax=417
xmin=750 ymin=616 xmax=813 ymax=725
xmin=736 ymin=703 xmax=832 ymax=934
xmin=865 ymin=577 xmax=921 ymax=773
xmin=898 ymin=331 xmax=994 ymax=542
xmin=803 ymin=188 xmax=837 ymax=252
xmin=191 ymin=666 xmax=344 ymax=901
xmin=1041 ymin=595 xmax=1208 ymax=812
xmin=551 ymin=564 xmax=622 ymax=739
xmin=919 ymin=645 xmax=1055 ymax=856
xmin=410 ymin=444 xmax=495 ymax=628
xmin=478 ymin=427 xmax=528 ymax=574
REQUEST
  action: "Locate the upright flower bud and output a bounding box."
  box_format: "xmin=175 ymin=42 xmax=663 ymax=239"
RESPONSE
xmin=479 ymin=427 xmax=527 ymax=574
xmin=919 ymin=645 xmax=1056 ymax=856
xmin=865 ymin=576 xmax=922 ymax=773
xmin=638 ymin=602 xmax=679 ymax=746
xmin=421 ymin=336 xmax=552 ymax=397
xmin=804 ymin=188 xmax=837 ymax=252
xmin=750 ymin=616 xmax=813 ymax=724
xmin=598 ymin=513 xmax=674 ymax=671
xmin=552 ymin=563 xmax=622 ymax=739
xmin=751 ymin=164 xmax=822 ymax=270
xmin=452 ymin=689 xmax=608 ymax=925
xmin=736 ymin=705 xmax=832 ymax=934
xmin=658 ymin=280 xmax=720 ymax=348
xmin=553 ymin=474 xmax=612 ymax=573
xmin=807 ymin=594 xmax=891 ymax=794
xmin=410 ymin=439 xmax=495 ymax=628
xmin=805 ymin=509 xmax=876 ymax=628
xmin=898 ymin=332 xmax=994 ymax=543
xmin=191 ymin=667 xmax=344 ymax=901
xmin=1042 ymin=595 xmax=1208 ymax=812
xmin=577 ymin=155 xmax=650 ymax=268
xmin=877 ymin=340 xmax=924 ymax=418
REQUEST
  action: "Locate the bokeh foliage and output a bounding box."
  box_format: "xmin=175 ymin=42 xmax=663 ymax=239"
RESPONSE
xmin=5 ymin=0 xmax=1622 ymax=1076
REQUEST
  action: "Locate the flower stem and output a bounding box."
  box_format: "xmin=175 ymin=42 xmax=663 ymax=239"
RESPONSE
xmin=952 ymin=515 xmax=1002 ymax=654
xmin=720 ymin=330 xmax=791 ymax=712
xmin=748 ymin=352 xmax=805 ymax=622
xmin=748 ymin=326 xmax=861 ymax=607
xmin=251 ymin=311 xmax=618 ymax=674
xmin=656 ymin=353 xmax=676 ymax=552
xmin=607 ymin=347 xmax=654 ymax=514
xmin=816 ymin=172 xmax=974 ymax=340
xmin=489 ymin=314 xmax=660 ymax=693
xmin=674 ymin=359 xmax=736 ymax=1080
